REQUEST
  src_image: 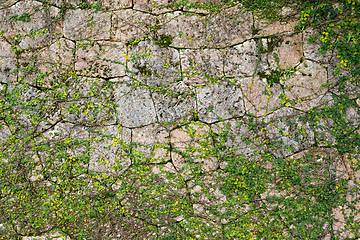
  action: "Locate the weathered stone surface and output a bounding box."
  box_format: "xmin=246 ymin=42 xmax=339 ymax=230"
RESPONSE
xmin=132 ymin=124 xmax=170 ymax=163
xmin=22 ymin=232 xmax=70 ymax=240
xmin=152 ymin=82 xmax=195 ymax=125
xmin=265 ymin=107 xmax=315 ymax=157
xmin=240 ymin=76 xmax=283 ymax=117
xmin=197 ymin=82 xmax=244 ymax=123
xmin=224 ymin=40 xmax=258 ymax=77
xmin=19 ymin=38 xmax=75 ymax=87
xmin=101 ymin=0 xmax=132 ymax=10
xmin=303 ymin=27 xmax=333 ymax=63
xmin=204 ymin=6 xmax=253 ymax=48
xmin=111 ymin=9 xmax=156 ymax=43
xmin=158 ymin=11 xmax=207 ymax=48
xmin=0 ymin=40 xmax=17 ymax=83
xmin=133 ymin=0 xmax=171 ymax=14
xmin=276 ymin=33 xmax=303 ymax=69
xmin=64 ymin=9 xmax=110 ymax=40
xmin=254 ymin=16 xmax=299 ymax=37
xmin=75 ymin=41 xmax=126 ymax=78
xmin=115 ymin=83 xmax=157 ymax=128
xmin=210 ymin=119 xmax=255 ymax=156
xmin=127 ymin=40 xmax=181 ymax=86
xmin=284 ymin=60 xmax=328 ymax=111
xmin=89 ymin=125 xmax=131 ymax=173
xmin=180 ymin=48 xmax=223 ymax=86
xmin=170 ymin=123 xmax=218 ymax=178
xmin=0 ymin=0 xmax=19 ymax=9
xmin=0 ymin=0 xmax=62 ymax=49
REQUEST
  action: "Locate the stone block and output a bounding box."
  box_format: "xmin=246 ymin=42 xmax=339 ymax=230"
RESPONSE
xmin=224 ymin=40 xmax=258 ymax=77
xmin=196 ymin=82 xmax=244 ymax=123
xmin=180 ymin=48 xmax=223 ymax=86
xmin=127 ymin=40 xmax=181 ymax=86
xmin=75 ymin=41 xmax=126 ymax=78
xmin=0 ymin=0 xmax=62 ymax=49
xmin=152 ymin=82 xmax=195 ymax=125
xmin=111 ymin=9 xmax=156 ymax=43
xmin=64 ymin=9 xmax=110 ymax=40
xmin=114 ymin=82 xmax=157 ymax=128
xmin=0 ymin=40 xmax=17 ymax=83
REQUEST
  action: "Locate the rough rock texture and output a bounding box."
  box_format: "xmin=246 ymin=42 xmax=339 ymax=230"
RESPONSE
xmin=0 ymin=0 xmax=358 ymax=239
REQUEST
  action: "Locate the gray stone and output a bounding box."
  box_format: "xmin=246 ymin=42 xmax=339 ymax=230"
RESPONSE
xmin=224 ymin=40 xmax=258 ymax=77
xmin=75 ymin=41 xmax=126 ymax=78
xmin=152 ymin=82 xmax=195 ymax=125
xmin=64 ymin=9 xmax=110 ymax=40
xmin=254 ymin=16 xmax=299 ymax=37
xmin=180 ymin=48 xmax=223 ymax=86
xmin=284 ymin=60 xmax=328 ymax=111
xmin=0 ymin=1 xmax=62 ymax=49
xmin=114 ymin=82 xmax=157 ymax=128
xmin=89 ymin=125 xmax=131 ymax=173
xmin=204 ymin=6 xmax=253 ymax=48
xmin=157 ymin=11 xmax=207 ymax=48
xmin=127 ymin=40 xmax=181 ymax=86
xmin=303 ymin=27 xmax=333 ymax=64
xmin=111 ymin=9 xmax=156 ymax=43
xmin=197 ymin=82 xmax=244 ymax=123
xmin=0 ymin=41 xmax=17 ymax=83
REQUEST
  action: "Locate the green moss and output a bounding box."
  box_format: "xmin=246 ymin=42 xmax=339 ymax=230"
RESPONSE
xmin=155 ymin=34 xmax=173 ymax=48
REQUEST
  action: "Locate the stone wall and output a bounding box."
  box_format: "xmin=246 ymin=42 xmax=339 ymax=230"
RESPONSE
xmin=0 ymin=0 xmax=359 ymax=239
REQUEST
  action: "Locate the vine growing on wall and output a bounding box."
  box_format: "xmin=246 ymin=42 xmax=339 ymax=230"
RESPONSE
xmin=0 ymin=0 xmax=359 ymax=239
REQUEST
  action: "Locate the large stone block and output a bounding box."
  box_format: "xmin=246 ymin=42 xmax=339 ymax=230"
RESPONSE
xmin=224 ymin=40 xmax=258 ymax=77
xmin=64 ymin=9 xmax=110 ymax=40
xmin=115 ymin=82 xmax=157 ymax=128
xmin=180 ymin=48 xmax=223 ymax=86
xmin=127 ymin=40 xmax=181 ymax=86
xmin=0 ymin=40 xmax=17 ymax=83
xmin=240 ymin=76 xmax=283 ymax=117
xmin=75 ymin=41 xmax=126 ymax=78
xmin=0 ymin=0 xmax=62 ymax=49
xmin=152 ymin=82 xmax=195 ymax=125
xmin=196 ymin=82 xmax=244 ymax=123
xmin=111 ymin=9 xmax=156 ymax=43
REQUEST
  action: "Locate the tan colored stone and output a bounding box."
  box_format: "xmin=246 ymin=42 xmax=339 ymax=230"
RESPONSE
xmin=170 ymin=123 xmax=218 ymax=178
xmin=22 ymin=232 xmax=70 ymax=240
xmin=255 ymin=17 xmax=299 ymax=37
xmin=132 ymin=124 xmax=170 ymax=163
xmin=133 ymin=0 xmax=171 ymax=14
xmin=75 ymin=41 xmax=126 ymax=78
xmin=224 ymin=40 xmax=258 ymax=77
xmin=111 ymin=9 xmax=156 ymax=43
xmin=284 ymin=60 xmax=328 ymax=111
xmin=240 ymin=76 xmax=283 ymax=117
xmin=101 ymin=0 xmax=132 ymax=10
xmin=0 ymin=0 xmax=19 ymax=9
xmin=0 ymin=1 xmax=62 ymax=49
xmin=303 ymin=27 xmax=333 ymax=63
xmin=180 ymin=48 xmax=223 ymax=86
xmin=277 ymin=33 xmax=303 ymax=69
xmin=64 ymin=9 xmax=110 ymax=40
